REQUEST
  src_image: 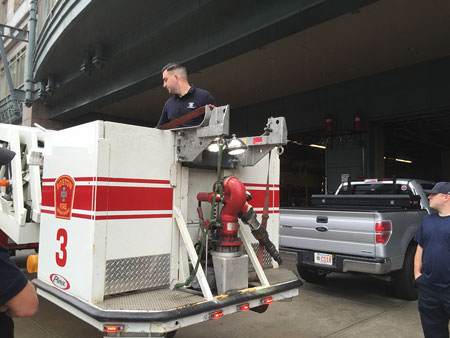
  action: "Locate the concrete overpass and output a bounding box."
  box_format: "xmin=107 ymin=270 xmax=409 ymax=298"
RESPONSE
xmin=28 ymin=0 xmax=450 ymax=196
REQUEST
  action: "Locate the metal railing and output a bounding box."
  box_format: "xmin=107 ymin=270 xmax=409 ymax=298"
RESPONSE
xmin=0 ymin=93 xmax=22 ymax=123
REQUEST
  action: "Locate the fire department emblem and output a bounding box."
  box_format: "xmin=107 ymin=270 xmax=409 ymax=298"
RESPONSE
xmin=54 ymin=175 xmax=75 ymax=220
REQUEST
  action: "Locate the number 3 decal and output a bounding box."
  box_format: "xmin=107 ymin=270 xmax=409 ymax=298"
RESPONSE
xmin=56 ymin=228 xmax=68 ymax=267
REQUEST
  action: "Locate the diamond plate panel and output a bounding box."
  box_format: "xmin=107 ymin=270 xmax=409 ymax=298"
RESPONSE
xmin=244 ymin=243 xmax=273 ymax=270
xmin=95 ymin=268 xmax=297 ymax=312
xmin=98 ymin=288 xmax=204 ymax=311
xmin=105 ymin=254 xmax=170 ymax=295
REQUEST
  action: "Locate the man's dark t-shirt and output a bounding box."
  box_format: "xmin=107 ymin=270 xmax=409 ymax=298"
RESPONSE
xmin=414 ymin=213 xmax=450 ymax=288
xmin=0 ymin=244 xmax=28 ymax=338
xmin=157 ymin=85 xmax=216 ymax=128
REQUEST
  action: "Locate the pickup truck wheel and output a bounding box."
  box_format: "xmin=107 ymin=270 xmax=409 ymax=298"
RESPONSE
xmin=297 ymin=265 xmax=327 ymax=283
xmin=393 ymin=244 xmax=418 ymax=301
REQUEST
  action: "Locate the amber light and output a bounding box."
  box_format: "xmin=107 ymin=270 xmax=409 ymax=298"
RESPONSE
xmin=103 ymin=325 xmax=123 ymax=333
xmin=238 ymin=304 xmax=250 ymax=311
xmin=27 ymin=254 xmax=39 ymax=273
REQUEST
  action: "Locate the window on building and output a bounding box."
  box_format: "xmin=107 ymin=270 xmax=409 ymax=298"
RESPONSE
xmin=17 ymin=52 xmax=25 ymax=87
xmin=1 ymin=0 xmax=8 ymax=24
xmin=37 ymin=0 xmax=58 ymax=35
xmin=14 ymin=0 xmax=26 ymax=12
xmin=0 ymin=48 xmax=27 ymax=100
xmin=0 ymin=71 xmax=6 ymax=99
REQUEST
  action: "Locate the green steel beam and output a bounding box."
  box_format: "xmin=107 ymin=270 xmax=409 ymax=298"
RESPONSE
xmin=33 ymin=0 xmax=377 ymax=120
xmin=0 ymin=23 xmax=28 ymax=42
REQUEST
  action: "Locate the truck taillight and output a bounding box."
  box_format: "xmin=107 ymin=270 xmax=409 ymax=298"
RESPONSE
xmin=375 ymin=221 xmax=392 ymax=244
xmin=103 ymin=325 xmax=123 ymax=333
xmin=210 ymin=310 xmax=223 ymax=319
xmin=375 ymin=221 xmax=391 ymax=232
xmin=237 ymin=303 xmax=250 ymax=311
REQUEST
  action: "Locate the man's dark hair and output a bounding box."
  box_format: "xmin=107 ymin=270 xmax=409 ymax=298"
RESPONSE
xmin=161 ymin=62 xmax=188 ymax=80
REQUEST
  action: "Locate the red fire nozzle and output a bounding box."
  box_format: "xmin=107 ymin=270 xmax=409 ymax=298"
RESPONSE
xmin=197 ymin=176 xmax=248 ymax=247
xmin=196 ymin=176 xmax=283 ymax=264
xmin=220 ymin=177 xmax=247 ymax=224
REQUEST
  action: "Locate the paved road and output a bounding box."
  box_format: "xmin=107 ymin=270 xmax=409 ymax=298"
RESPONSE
xmin=13 ymin=251 xmax=424 ymax=338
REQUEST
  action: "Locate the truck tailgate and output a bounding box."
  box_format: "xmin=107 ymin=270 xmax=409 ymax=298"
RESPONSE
xmin=280 ymin=208 xmax=376 ymax=257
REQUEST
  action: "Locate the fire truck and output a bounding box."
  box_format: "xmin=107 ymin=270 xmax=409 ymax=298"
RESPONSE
xmin=0 ymin=229 xmax=38 ymax=256
xmin=0 ymin=105 xmax=301 ymax=337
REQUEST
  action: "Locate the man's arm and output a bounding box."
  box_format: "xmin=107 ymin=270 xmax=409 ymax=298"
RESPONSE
xmin=414 ymin=245 xmax=423 ymax=280
xmin=3 ymin=281 xmax=38 ymax=318
xmin=205 ymin=92 xmax=216 ymax=106
xmin=156 ymin=104 xmax=169 ymax=127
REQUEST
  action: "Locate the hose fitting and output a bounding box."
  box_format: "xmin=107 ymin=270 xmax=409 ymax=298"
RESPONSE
xmin=240 ymin=205 xmax=283 ymax=265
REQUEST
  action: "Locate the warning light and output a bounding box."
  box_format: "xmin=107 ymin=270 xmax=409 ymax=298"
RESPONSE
xmin=238 ymin=304 xmax=250 ymax=311
xmin=210 ymin=311 xmax=223 ymax=319
xmin=103 ymin=325 xmax=123 ymax=333
xmin=27 ymin=254 xmax=39 ymax=273
xmin=262 ymin=297 xmax=273 ymax=305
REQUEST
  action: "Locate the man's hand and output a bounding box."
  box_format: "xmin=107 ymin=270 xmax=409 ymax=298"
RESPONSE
xmin=4 ymin=281 xmax=38 ymax=318
xmin=414 ymin=245 xmax=423 ymax=280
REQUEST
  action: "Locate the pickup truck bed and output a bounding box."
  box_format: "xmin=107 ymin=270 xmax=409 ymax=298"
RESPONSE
xmin=281 ymin=207 xmax=426 ymax=262
xmin=279 ymin=179 xmax=433 ymax=301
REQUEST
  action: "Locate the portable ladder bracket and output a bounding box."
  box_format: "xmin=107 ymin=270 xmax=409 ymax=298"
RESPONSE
xmin=238 ymin=226 xmax=270 ymax=287
xmin=174 ymin=207 xmax=214 ymax=301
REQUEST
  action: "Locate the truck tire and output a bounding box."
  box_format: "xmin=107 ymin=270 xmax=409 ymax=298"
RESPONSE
xmin=165 ymin=330 xmax=177 ymax=338
xmin=393 ymin=243 xmax=417 ymax=301
xmin=297 ymin=264 xmax=327 ymax=283
xmin=250 ymin=304 xmax=269 ymax=313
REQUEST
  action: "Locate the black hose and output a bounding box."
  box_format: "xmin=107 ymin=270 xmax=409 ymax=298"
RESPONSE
xmin=239 ymin=206 xmax=283 ymax=265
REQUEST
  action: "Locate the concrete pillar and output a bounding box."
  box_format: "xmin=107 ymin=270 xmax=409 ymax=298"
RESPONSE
xmin=369 ymin=122 xmax=384 ymax=179
xmin=22 ymin=103 xmax=63 ymax=130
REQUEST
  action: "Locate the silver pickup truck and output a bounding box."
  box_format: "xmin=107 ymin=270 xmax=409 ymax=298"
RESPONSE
xmin=280 ymin=179 xmax=434 ymax=300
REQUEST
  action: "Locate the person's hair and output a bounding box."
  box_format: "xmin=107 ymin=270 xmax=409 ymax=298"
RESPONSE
xmin=161 ymin=62 xmax=188 ymax=81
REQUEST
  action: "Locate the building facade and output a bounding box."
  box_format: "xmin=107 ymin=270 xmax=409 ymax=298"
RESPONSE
xmin=1 ymin=0 xmax=450 ymax=203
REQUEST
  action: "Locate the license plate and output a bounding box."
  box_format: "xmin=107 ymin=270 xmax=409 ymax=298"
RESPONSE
xmin=314 ymin=252 xmax=333 ymax=266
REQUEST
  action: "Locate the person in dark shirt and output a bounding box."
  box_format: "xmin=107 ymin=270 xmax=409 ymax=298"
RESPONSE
xmin=156 ymin=62 xmax=216 ymax=128
xmin=414 ymin=181 xmax=450 ymax=338
xmin=0 ymin=148 xmax=39 ymax=338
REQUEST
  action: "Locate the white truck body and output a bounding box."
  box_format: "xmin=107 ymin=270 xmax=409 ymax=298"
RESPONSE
xmin=0 ymin=106 xmax=301 ymax=337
